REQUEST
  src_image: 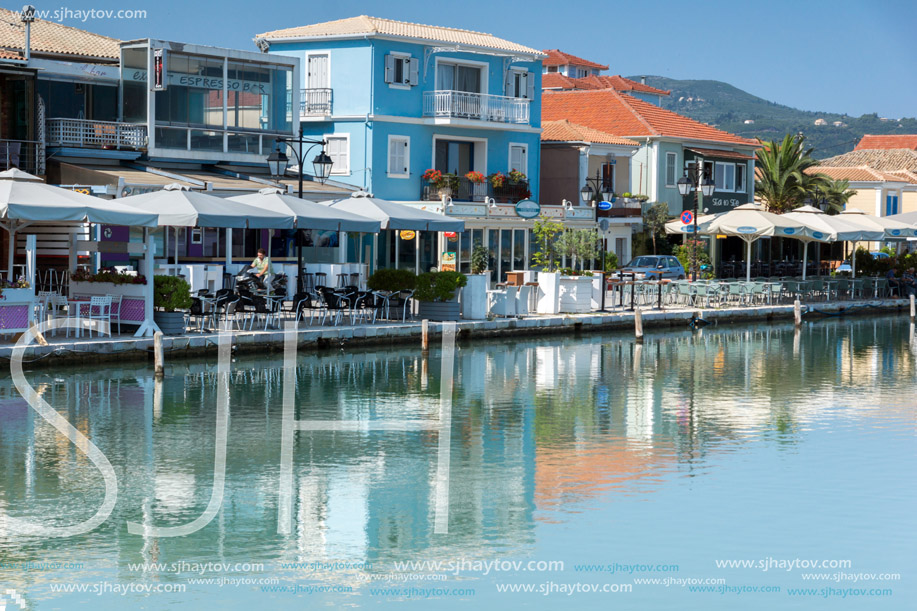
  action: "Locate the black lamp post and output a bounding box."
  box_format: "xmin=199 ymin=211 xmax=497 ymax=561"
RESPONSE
xmin=677 ymin=160 xmax=715 ymax=281
xmin=268 ymin=125 xmax=333 ymax=292
xmin=580 ymin=168 xmax=616 ymax=207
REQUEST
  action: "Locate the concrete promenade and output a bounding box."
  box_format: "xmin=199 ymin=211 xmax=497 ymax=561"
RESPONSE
xmin=0 ymin=297 xmax=911 ymax=369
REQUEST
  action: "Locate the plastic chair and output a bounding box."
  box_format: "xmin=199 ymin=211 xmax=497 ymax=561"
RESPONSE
xmin=87 ymin=295 xmax=112 ymax=337
xmin=515 ymin=285 xmax=532 ymax=316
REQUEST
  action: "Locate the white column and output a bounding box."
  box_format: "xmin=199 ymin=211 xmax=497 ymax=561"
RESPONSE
xmin=338 ymin=230 xmax=346 ymax=263
xmin=415 ymin=232 xmax=420 ymax=275
xmin=26 ymin=234 xmax=36 ymax=288
xmin=224 ymin=228 xmax=232 ymax=270
xmin=7 ymin=225 xmax=15 ymax=281
xmin=135 ymin=228 xmax=161 ymax=337
xmin=68 ymin=232 xmax=77 ymax=280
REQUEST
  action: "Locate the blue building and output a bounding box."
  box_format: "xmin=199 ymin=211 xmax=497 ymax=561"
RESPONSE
xmin=255 ymin=16 xmax=586 ymax=276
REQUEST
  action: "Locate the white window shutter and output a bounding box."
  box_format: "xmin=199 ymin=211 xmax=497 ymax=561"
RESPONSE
xmin=504 ymin=70 xmax=514 ymax=97
xmin=408 ymin=58 xmax=419 ymax=86
xmin=526 ymin=73 xmax=534 ymax=100
xmin=384 ymin=54 xmax=394 ymax=84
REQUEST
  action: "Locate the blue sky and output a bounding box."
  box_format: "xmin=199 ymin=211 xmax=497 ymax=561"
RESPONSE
xmin=34 ymin=0 xmax=917 ymax=118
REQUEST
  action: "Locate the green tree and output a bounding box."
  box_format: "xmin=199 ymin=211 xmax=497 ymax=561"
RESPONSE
xmin=755 ymin=133 xmax=829 ymax=213
xmin=642 ymin=202 xmax=670 ymax=254
xmin=531 ymin=216 xmax=563 ymax=271
xmin=822 ymin=179 xmax=857 ymax=213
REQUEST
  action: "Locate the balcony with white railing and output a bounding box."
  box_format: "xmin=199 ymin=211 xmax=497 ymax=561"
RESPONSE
xmin=300 ymin=88 xmax=332 ymax=116
xmin=46 ymin=118 xmax=147 ymax=150
xmin=423 ymin=90 xmax=531 ymax=125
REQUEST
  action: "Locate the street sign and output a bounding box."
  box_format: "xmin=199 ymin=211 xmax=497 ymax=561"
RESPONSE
xmin=680 ymin=210 xmax=693 ymax=225
xmin=598 ymin=219 xmax=610 ymax=232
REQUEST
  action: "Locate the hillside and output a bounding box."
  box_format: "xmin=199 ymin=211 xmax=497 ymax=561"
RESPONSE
xmin=628 ymin=76 xmax=917 ymax=159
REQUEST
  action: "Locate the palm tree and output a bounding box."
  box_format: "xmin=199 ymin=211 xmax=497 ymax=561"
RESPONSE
xmin=755 ymin=134 xmax=827 ymax=213
xmin=822 ymin=179 xmax=857 ymax=213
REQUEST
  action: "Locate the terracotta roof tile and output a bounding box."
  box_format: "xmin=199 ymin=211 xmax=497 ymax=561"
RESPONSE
xmin=819 ymin=148 xmax=917 ymax=172
xmin=541 ymin=49 xmax=607 ymax=70
xmin=541 ymin=73 xmax=670 ymax=96
xmin=541 ymin=120 xmax=639 ymax=146
xmin=0 ymin=48 xmax=23 ymax=61
xmin=854 ymin=134 xmax=917 ymax=151
xmin=807 ymin=166 xmax=910 ymax=182
xmin=542 ymin=89 xmax=757 ymax=146
xmin=0 ymin=8 xmax=119 ymax=60
xmin=258 ymin=16 xmax=543 ymax=56
xmin=887 ymin=170 xmax=917 ymax=184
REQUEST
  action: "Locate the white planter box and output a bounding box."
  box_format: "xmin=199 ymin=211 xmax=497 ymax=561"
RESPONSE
xmin=590 ymin=273 xmax=606 ymax=310
xmin=558 ymin=276 xmax=593 ymax=313
xmin=70 ymin=280 xmax=147 ymax=298
xmin=460 ymin=274 xmax=489 ymax=320
xmin=0 ymin=288 xmax=35 ymax=303
xmin=536 ymin=272 xmax=560 ymax=314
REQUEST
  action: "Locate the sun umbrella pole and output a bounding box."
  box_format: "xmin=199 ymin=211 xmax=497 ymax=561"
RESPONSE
xmin=851 ymin=241 xmax=856 ymax=279
xmin=394 ymin=231 xmax=399 ymax=270
xmin=7 ymin=224 xmax=15 ymax=282
xmin=746 ymin=239 xmax=753 ymax=282
xmin=802 ymin=241 xmax=808 ymax=281
xmin=415 ymin=231 xmax=420 ymax=276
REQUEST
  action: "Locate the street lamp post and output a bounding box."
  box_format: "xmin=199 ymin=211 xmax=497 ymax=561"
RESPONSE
xmin=267 ymin=125 xmax=334 ymax=292
xmin=676 ymin=160 xmax=715 ymax=281
xmin=581 ymin=169 xmax=615 ymax=303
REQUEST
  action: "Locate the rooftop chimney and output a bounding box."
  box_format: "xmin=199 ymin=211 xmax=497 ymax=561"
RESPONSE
xmin=20 ymin=5 xmax=36 ymax=62
xmin=641 ymin=76 xmax=646 ymax=85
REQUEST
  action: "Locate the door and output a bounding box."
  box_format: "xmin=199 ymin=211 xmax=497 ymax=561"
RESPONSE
xmin=434 ymin=140 xmax=474 ymax=176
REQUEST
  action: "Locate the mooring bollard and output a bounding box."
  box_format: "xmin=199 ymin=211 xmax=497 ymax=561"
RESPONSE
xmin=153 ymin=331 xmax=164 ymax=378
xmin=794 ymin=299 xmax=802 ymax=327
xmin=422 ymin=319 xmax=430 ymax=352
xmin=634 ymin=308 xmax=644 ymax=342
xmin=910 ymin=295 xmax=915 ymax=321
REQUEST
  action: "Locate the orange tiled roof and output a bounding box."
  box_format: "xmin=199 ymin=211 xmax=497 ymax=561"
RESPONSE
xmin=854 ymin=134 xmax=917 ymax=151
xmin=541 ymin=120 xmax=639 ymax=146
xmin=0 ymin=48 xmax=23 ymax=61
xmin=258 ymin=16 xmax=543 ymax=55
xmin=886 ymin=170 xmax=917 ymax=184
xmin=542 ymin=89 xmax=757 ymax=146
xmin=807 ymin=165 xmax=911 ymax=182
xmin=541 ymin=49 xmax=607 ymax=70
xmin=542 ymin=73 xmax=670 ymax=96
xmin=819 ymin=148 xmax=917 ymax=172
xmin=0 ymin=8 xmax=119 ymax=60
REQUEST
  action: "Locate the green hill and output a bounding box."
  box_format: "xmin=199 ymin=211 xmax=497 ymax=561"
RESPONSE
xmin=627 ymin=76 xmax=917 ymax=160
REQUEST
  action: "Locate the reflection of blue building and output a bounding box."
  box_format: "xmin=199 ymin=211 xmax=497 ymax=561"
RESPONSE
xmin=256 ymin=16 xmax=553 ymax=274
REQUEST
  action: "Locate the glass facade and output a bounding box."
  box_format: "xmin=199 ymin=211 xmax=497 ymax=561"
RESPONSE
xmin=120 ymin=41 xmax=294 ymax=154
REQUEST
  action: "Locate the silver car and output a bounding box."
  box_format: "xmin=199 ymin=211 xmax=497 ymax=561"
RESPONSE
xmin=617 ymin=255 xmax=686 ymax=280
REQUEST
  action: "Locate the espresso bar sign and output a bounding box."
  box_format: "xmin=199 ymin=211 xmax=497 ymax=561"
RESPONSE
xmin=131 ymin=69 xmax=269 ymax=94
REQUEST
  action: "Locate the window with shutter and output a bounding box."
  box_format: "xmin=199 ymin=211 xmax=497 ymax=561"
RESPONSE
xmin=388 ymin=136 xmax=409 ymax=178
xmin=387 ymin=55 xmax=416 ymax=87
xmin=665 ymin=152 xmax=677 ymax=187
xmin=509 ymin=144 xmax=527 ymax=176
xmin=384 ymin=54 xmax=395 ymax=84
xmin=325 ymin=136 xmax=349 ymax=175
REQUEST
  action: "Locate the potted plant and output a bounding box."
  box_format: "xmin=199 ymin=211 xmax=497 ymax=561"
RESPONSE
xmin=508 ymin=169 xmax=527 ymax=184
xmin=465 ymin=170 xmax=487 ymax=201
xmin=414 ymin=271 xmax=467 ymax=321
xmin=366 ymin=268 xmax=417 ymax=293
xmin=463 ymin=245 xmax=491 ymax=320
xmin=153 ymin=275 xmax=192 ymax=335
xmin=488 ymin=171 xmax=507 ymax=189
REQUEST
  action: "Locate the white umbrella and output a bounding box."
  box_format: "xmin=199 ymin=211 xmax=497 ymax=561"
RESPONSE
xmin=0 ymin=169 xmax=160 ymax=280
xmin=664 ymin=213 xmax=718 ymax=236
xmin=229 ymin=188 xmax=380 ymax=233
xmin=701 ymin=203 xmax=820 ymax=281
xmin=783 ymin=206 xmax=883 ymax=279
xmin=838 ymin=208 xmax=917 ymax=277
xmin=118 ymin=184 xmax=295 ymax=229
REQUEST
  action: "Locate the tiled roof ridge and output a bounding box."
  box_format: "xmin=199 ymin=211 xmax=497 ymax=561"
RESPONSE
xmin=611 ymin=90 xmax=660 ymax=137
xmin=541 ymin=49 xmax=608 ymax=70
xmin=542 ymin=119 xmax=639 ymax=145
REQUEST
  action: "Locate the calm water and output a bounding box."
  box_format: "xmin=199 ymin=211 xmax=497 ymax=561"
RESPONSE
xmin=0 ymin=317 xmax=915 ymax=610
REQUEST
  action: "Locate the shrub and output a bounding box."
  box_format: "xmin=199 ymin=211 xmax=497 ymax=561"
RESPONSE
xmin=471 ymin=245 xmax=489 ymax=274
xmin=367 ymin=268 xmax=417 ymax=292
xmin=603 ymin=252 xmax=619 ymax=272
xmin=153 ymin=275 xmax=192 ymax=311
xmin=414 ymin=271 xmax=467 ymax=302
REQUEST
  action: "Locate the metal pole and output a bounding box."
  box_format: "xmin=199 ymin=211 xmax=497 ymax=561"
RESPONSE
xmin=692 ymin=162 xmax=700 ymax=282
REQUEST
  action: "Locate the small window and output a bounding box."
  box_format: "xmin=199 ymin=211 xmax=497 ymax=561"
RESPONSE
xmin=715 ymin=162 xmax=735 ymax=192
xmin=547 ymin=66 xmax=558 ymax=73
xmin=735 ymin=163 xmax=746 ymax=192
xmin=509 ymin=144 xmax=527 ymax=177
xmin=602 ymin=162 xmax=615 ymax=193
xmin=325 ymin=135 xmax=349 ymax=175
xmin=388 ymin=136 xmax=410 ymax=178
xmin=665 ymin=152 xmax=677 ymax=187
xmin=384 ymin=54 xmax=418 ymax=86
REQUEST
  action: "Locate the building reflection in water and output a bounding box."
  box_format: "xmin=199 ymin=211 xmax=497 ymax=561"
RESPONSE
xmin=0 ymin=316 xmax=914 ymax=598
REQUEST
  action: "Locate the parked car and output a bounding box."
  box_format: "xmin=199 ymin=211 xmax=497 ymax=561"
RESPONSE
xmin=869 ymin=251 xmax=890 ymax=259
xmin=615 ymin=255 xmax=686 ymax=280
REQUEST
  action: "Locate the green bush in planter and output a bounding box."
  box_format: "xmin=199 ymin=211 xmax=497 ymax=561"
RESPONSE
xmin=414 ymin=271 xmax=467 ymax=302
xmin=366 ymin=268 xmax=417 ymax=292
xmin=153 ymin=275 xmax=193 ymax=311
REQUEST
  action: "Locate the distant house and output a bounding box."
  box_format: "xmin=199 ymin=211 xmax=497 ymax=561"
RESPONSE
xmin=809 ymin=166 xmax=915 ymax=216
xmin=814 ymin=118 xmax=828 ymax=126
xmin=832 ymin=121 xmax=847 ymax=128
xmin=819 ymin=148 xmax=917 ymax=215
xmin=744 ymin=119 xmax=755 ymax=125
xmin=540 ymin=120 xmax=641 ymax=262
xmin=854 ymin=134 xmax=917 ymax=151
xmin=541 ymin=50 xmax=670 ymax=106
xmin=542 ymin=89 xmax=759 ymax=216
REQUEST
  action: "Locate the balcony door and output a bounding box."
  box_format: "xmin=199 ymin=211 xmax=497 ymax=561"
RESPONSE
xmin=436 ymin=63 xmax=482 ymax=93
xmin=435 ymin=140 xmax=474 ymax=175
xmin=306 ymin=54 xmax=329 ymax=90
